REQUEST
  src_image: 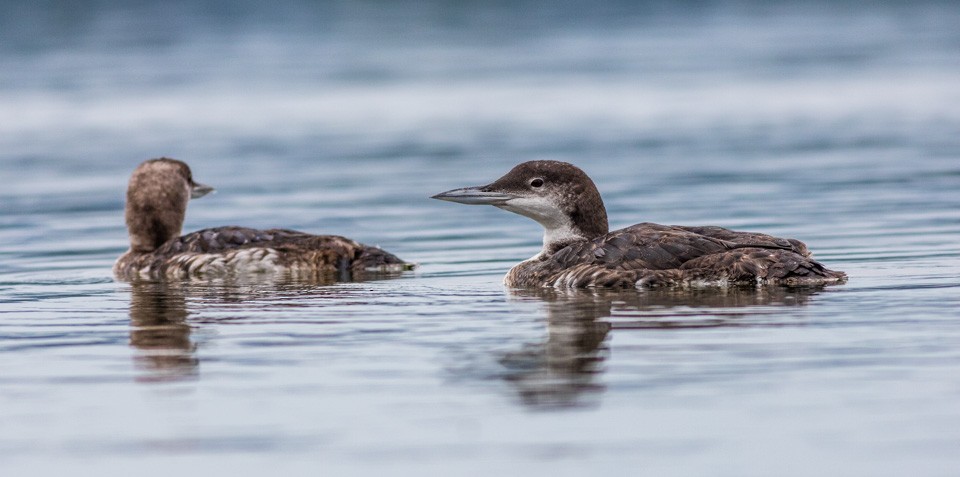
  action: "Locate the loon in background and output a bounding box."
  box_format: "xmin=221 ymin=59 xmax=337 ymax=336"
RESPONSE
xmin=114 ymin=158 xmax=412 ymax=280
xmin=432 ymin=160 xmax=846 ymax=288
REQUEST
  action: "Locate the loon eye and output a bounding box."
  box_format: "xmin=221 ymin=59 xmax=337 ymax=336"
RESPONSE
xmin=530 ymin=178 xmax=544 ymax=188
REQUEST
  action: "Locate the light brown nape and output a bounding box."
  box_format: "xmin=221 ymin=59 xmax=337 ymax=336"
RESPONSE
xmin=124 ymin=158 xmax=195 ymax=253
xmin=550 ymin=162 xmax=609 ymax=241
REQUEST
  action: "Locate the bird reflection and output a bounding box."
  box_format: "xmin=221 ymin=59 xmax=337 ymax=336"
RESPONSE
xmin=501 ymin=286 xmax=825 ymax=409
xmin=128 ymin=280 xmax=197 ymax=382
xmin=126 ymin=272 xmax=406 ymax=383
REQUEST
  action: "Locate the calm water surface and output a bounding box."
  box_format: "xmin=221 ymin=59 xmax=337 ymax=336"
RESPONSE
xmin=1 ymin=2 xmax=959 ymax=475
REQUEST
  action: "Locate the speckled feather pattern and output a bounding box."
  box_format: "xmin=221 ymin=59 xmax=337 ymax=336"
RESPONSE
xmin=434 ymin=160 xmax=846 ymax=289
xmin=115 ymin=158 xmax=411 ymax=281
xmin=115 ymin=226 xmax=409 ymax=280
xmin=505 ymin=223 xmax=846 ymax=288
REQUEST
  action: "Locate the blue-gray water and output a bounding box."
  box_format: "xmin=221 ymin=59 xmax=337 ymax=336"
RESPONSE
xmin=2 ymin=1 xmax=959 ymax=475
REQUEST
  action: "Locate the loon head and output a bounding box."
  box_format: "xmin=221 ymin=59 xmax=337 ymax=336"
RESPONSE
xmin=432 ymin=161 xmax=609 ymax=254
xmin=124 ymin=158 xmax=214 ymax=253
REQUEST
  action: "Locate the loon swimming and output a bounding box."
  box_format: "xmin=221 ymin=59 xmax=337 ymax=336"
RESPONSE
xmin=114 ymin=158 xmax=412 ymax=280
xmin=432 ymin=160 xmax=846 ymax=288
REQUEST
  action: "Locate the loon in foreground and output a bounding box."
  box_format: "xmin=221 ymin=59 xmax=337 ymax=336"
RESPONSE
xmin=114 ymin=158 xmax=412 ymax=280
xmin=432 ymin=161 xmax=846 ymax=288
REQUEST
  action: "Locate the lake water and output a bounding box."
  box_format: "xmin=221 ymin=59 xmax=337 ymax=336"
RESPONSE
xmin=1 ymin=1 xmax=959 ymax=475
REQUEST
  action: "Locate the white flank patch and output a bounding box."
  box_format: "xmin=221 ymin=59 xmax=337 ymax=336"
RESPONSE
xmin=363 ymin=263 xmax=410 ymax=273
xmin=225 ymin=248 xmax=283 ymax=274
xmin=161 ymin=248 xmax=282 ymax=278
xmin=686 ymin=278 xmax=731 ymax=288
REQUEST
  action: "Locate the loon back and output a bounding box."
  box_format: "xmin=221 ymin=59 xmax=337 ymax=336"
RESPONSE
xmin=506 ymin=223 xmax=845 ymax=288
xmin=114 ymin=226 xmax=410 ymax=280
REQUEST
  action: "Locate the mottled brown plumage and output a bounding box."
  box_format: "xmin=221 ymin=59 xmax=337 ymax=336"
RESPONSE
xmin=115 ymin=158 xmax=412 ymax=280
xmin=433 ymin=161 xmax=846 ymax=289
xmin=508 ymin=222 xmax=844 ymax=288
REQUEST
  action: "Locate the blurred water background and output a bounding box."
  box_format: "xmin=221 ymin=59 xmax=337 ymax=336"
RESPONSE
xmin=1 ymin=1 xmax=959 ymax=475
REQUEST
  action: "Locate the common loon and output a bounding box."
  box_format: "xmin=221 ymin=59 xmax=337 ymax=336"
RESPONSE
xmin=432 ymin=161 xmax=846 ymax=288
xmin=114 ymin=158 xmax=412 ymax=280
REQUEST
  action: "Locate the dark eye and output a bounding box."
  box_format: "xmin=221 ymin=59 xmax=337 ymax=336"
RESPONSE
xmin=530 ymin=178 xmax=544 ymax=188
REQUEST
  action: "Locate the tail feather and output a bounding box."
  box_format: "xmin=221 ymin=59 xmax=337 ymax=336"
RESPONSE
xmin=676 ymin=248 xmax=845 ymax=286
xmin=353 ymin=245 xmax=415 ymax=273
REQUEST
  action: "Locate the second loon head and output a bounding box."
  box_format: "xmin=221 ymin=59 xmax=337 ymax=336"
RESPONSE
xmin=124 ymin=158 xmax=215 ymax=253
xmin=432 ymin=161 xmax=609 ymax=252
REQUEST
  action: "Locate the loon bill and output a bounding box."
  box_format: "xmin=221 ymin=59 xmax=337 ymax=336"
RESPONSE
xmin=114 ymin=158 xmax=413 ymax=280
xmin=432 ymin=160 xmax=846 ymax=289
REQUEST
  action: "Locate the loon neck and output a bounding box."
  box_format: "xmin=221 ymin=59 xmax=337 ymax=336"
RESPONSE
xmin=541 ymin=223 xmax=595 ymax=256
xmin=125 ymin=181 xmax=189 ymax=253
xmin=126 ymin=207 xmax=184 ymax=253
xmin=539 ymin=205 xmax=609 ymax=256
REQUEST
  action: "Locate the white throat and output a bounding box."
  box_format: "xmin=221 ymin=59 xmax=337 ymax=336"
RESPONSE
xmin=497 ymin=196 xmax=586 ymax=255
xmin=542 ymin=223 xmax=584 ymax=252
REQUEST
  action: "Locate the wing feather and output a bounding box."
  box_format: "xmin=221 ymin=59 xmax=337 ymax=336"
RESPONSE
xmin=508 ymin=223 xmax=843 ymax=288
xmin=118 ymin=226 xmax=410 ymax=279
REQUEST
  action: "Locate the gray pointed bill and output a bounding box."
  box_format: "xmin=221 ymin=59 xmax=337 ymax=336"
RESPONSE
xmin=431 ymin=186 xmax=515 ymax=205
xmin=191 ymin=182 xmax=215 ymax=199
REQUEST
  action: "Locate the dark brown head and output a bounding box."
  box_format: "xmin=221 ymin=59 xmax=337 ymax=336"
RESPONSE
xmin=124 ymin=158 xmax=214 ymax=252
xmin=432 ymin=161 xmax=609 ymax=253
